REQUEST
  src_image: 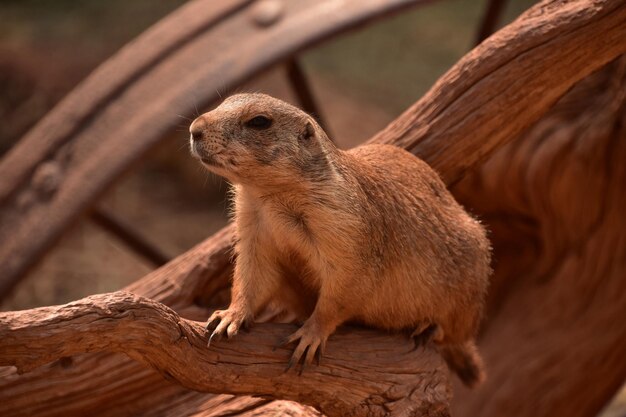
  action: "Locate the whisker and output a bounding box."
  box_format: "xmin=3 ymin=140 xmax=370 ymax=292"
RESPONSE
xmin=175 ymin=114 xmax=193 ymax=122
xmin=194 ymin=102 xmax=200 ymax=118
xmin=177 ymin=141 xmax=190 ymax=152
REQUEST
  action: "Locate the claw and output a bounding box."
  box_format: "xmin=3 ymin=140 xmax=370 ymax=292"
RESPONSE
xmin=411 ymin=323 xmax=437 ymax=351
xmin=207 ymin=330 xmax=222 ymax=347
xmin=281 ymin=330 xmax=301 ymax=347
xmin=227 ymin=322 xmax=239 ymax=338
xmin=298 ymin=346 xmax=311 ymax=376
xmin=205 ymin=318 xmax=218 ymax=331
xmin=285 ymin=356 xmax=296 ymax=372
xmin=282 ymin=325 xmax=327 ymax=374
xmin=205 ymin=309 xmax=247 ymax=347
xmin=304 ymin=344 xmax=318 ymax=369
xmin=291 ymin=344 xmax=306 ymax=368
xmin=205 ymin=311 xmax=223 ymax=331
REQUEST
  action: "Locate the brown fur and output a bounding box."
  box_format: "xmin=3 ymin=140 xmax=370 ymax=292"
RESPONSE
xmin=189 ymin=93 xmax=491 ymax=387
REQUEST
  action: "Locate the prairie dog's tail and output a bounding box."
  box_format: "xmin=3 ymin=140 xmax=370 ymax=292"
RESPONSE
xmin=440 ymin=340 xmax=485 ymax=388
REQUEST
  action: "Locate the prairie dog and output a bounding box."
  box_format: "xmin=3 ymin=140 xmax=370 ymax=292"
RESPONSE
xmin=189 ymin=93 xmax=490 ymax=387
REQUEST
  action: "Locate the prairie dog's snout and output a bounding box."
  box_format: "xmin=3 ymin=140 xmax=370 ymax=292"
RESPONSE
xmin=189 ymin=114 xmax=227 ymax=167
xmin=188 ymin=118 xmax=204 ymax=158
xmin=189 ymin=118 xmax=205 ymax=142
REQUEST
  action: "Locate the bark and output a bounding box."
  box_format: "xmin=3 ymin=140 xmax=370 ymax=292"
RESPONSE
xmin=450 ymin=56 xmax=626 ymax=417
xmin=1 ymin=0 xmax=626 ymax=416
xmin=0 ymin=292 xmax=450 ymax=417
xmin=373 ymin=0 xmax=626 ymax=184
xmin=0 ymin=227 xmax=241 ymax=417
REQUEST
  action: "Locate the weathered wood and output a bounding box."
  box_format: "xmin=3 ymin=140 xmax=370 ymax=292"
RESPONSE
xmin=1 ymin=0 xmax=626 ymax=416
xmin=0 ymin=226 xmax=237 ymax=417
xmin=450 ymin=56 xmax=626 ymax=417
xmin=0 ymin=292 xmax=450 ymax=417
xmin=372 ymin=0 xmax=626 ymax=185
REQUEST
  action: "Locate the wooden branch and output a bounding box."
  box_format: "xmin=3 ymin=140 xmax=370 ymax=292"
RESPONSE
xmin=0 ymin=292 xmax=450 ymax=417
xmin=372 ymin=0 xmax=626 ymax=185
xmin=449 ymin=56 xmax=626 ymax=417
xmin=0 ymin=227 xmax=240 ymax=417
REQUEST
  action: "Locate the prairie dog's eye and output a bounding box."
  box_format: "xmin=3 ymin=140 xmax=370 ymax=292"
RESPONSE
xmin=245 ymin=115 xmax=272 ymax=130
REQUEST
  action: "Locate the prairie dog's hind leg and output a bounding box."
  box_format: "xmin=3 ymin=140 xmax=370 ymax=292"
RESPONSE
xmin=411 ymin=322 xmax=443 ymax=350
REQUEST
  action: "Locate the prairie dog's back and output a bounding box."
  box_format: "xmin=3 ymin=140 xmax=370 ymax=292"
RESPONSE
xmin=340 ymin=144 xmax=490 ymax=331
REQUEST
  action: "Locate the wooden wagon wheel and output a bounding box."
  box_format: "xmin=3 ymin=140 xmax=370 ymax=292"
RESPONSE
xmin=1 ymin=0 xmax=626 ymax=416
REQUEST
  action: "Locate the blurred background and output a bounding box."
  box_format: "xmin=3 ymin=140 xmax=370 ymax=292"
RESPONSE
xmin=0 ymin=0 xmax=533 ymax=310
xmin=0 ymin=1 xmax=623 ymax=415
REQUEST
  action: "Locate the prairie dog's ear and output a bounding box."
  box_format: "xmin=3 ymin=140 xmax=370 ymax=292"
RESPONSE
xmin=299 ymin=121 xmax=316 ymax=142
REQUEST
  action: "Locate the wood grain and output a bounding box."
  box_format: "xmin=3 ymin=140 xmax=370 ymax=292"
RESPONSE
xmin=373 ymin=0 xmax=626 ymax=185
xmin=450 ymin=55 xmax=626 ymax=417
xmin=0 ymin=292 xmax=450 ymax=417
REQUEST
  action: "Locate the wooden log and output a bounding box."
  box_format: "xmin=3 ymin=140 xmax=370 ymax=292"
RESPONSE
xmin=0 ymin=292 xmax=450 ymax=417
xmin=2 ymin=0 xmax=626 ymax=416
xmin=450 ymin=56 xmax=626 ymax=417
xmin=0 ymin=227 xmax=238 ymax=417
xmin=372 ymin=0 xmax=626 ymax=185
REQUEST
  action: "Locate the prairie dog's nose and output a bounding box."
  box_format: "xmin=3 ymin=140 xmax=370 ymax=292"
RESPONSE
xmin=189 ymin=118 xmax=205 ymax=141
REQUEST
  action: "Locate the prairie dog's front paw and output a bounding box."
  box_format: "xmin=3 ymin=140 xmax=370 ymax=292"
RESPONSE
xmin=206 ymin=309 xmax=248 ymax=345
xmin=282 ymin=321 xmax=328 ymax=374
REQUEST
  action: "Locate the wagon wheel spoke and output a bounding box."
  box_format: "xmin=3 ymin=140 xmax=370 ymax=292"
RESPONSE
xmin=284 ymin=57 xmax=332 ymax=139
xmin=90 ymin=207 xmax=170 ymax=267
xmin=474 ymin=0 xmax=509 ymax=45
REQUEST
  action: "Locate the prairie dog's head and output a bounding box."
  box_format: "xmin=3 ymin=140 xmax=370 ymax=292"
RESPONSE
xmin=189 ymin=93 xmax=335 ymax=187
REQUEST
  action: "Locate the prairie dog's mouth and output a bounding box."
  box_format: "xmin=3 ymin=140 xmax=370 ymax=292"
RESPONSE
xmin=199 ymin=151 xmax=224 ymax=167
xmin=201 ymin=155 xmax=221 ymax=166
xmin=190 ymin=140 xmax=226 ymax=167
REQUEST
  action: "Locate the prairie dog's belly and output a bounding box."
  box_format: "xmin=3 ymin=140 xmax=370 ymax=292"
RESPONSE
xmin=260 ymin=216 xmax=323 ymax=295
